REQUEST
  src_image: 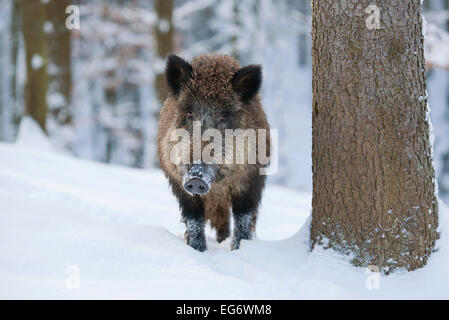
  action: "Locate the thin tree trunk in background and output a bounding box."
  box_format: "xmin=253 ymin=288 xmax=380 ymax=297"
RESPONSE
xmin=11 ymin=0 xmax=22 ymax=130
xmin=446 ymin=0 xmax=449 ymax=31
xmin=154 ymin=0 xmax=174 ymax=104
xmin=46 ymin=0 xmax=72 ymax=126
xmin=311 ymin=0 xmax=438 ymax=273
xmin=297 ymin=0 xmax=309 ymax=66
xmin=21 ymin=0 xmax=48 ymax=132
xmin=0 ymin=0 xmax=10 ymax=140
xmin=103 ymin=86 xmax=116 ymax=164
xmin=230 ymin=0 xmax=240 ymax=62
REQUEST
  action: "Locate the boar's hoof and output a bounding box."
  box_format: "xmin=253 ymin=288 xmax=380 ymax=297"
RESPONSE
xmin=186 ymin=233 xmax=207 ymax=252
xmin=231 ymin=237 xmax=243 ymax=251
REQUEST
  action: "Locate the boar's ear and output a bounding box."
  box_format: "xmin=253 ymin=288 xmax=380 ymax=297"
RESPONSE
xmin=165 ymin=54 xmax=192 ymax=95
xmin=232 ymin=64 xmax=262 ymax=103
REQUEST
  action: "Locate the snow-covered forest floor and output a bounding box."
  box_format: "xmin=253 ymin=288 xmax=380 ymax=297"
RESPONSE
xmin=1 ymin=119 xmax=449 ymax=299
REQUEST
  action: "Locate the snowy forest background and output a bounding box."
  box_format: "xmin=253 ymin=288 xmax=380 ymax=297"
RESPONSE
xmin=0 ymin=0 xmax=449 ymax=200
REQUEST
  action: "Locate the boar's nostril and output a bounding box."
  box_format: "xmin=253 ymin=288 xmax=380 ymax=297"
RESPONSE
xmin=183 ymin=178 xmax=209 ymax=195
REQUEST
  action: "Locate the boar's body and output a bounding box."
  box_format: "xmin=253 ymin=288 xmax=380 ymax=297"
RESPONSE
xmin=157 ymin=54 xmax=270 ymax=251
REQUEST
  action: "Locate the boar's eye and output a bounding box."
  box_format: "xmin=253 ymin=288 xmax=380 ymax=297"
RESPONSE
xmin=185 ymin=111 xmax=193 ymax=120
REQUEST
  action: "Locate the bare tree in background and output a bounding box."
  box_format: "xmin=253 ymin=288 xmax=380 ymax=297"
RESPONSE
xmin=21 ymin=0 xmax=48 ymax=132
xmin=46 ymin=0 xmax=73 ymax=127
xmin=154 ymin=0 xmax=174 ymax=104
xmin=230 ymin=0 xmax=241 ymax=61
xmin=11 ymin=0 xmax=23 ymax=130
xmin=311 ymin=0 xmax=439 ymax=273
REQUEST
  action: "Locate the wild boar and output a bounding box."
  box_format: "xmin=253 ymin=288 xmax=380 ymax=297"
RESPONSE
xmin=157 ymin=53 xmax=270 ymax=251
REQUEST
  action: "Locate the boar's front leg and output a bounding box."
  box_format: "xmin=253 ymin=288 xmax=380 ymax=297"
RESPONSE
xmin=231 ymin=210 xmax=253 ymax=250
xmin=182 ymin=195 xmax=206 ymax=252
xmin=231 ymin=174 xmax=266 ymax=250
xmin=231 ymin=176 xmax=264 ymax=250
xmin=170 ymin=179 xmax=207 ymax=251
xmin=184 ymin=218 xmax=206 ymax=252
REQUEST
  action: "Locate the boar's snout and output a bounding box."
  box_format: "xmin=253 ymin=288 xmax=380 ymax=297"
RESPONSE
xmin=182 ymin=163 xmax=218 ymax=195
xmin=183 ymin=178 xmax=209 ymax=195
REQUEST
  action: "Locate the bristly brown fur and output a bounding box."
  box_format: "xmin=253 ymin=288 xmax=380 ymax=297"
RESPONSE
xmin=188 ymin=54 xmax=241 ymax=103
xmin=157 ymin=53 xmax=270 ymax=250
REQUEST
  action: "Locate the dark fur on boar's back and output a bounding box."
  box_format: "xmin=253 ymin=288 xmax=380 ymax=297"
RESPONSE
xmin=157 ymin=53 xmax=270 ymax=251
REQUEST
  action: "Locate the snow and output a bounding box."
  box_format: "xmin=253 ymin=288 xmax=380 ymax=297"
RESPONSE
xmin=1 ymin=122 xmax=449 ymax=299
xmin=43 ymin=21 xmax=54 ymax=34
xmin=157 ymin=19 xmax=170 ymax=34
xmin=425 ymin=23 xmax=449 ymax=69
xmin=15 ymin=117 xmax=53 ymax=152
xmin=31 ymin=54 xmax=44 ymax=70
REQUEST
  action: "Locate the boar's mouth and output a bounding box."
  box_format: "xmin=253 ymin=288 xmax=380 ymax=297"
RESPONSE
xmin=182 ymin=163 xmax=218 ymax=195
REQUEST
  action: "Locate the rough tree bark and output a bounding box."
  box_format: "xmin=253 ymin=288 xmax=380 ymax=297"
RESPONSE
xmin=311 ymin=0 xmax=439 ymax=273
xmin=21 ymin=0 xmax=48 ymax=132
xmin=154 ymin=0 xmax=174 ymax=104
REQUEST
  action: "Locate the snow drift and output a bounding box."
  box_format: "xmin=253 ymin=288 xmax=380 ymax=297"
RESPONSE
xmin=0 ymin=120 xmax=448 ymax=299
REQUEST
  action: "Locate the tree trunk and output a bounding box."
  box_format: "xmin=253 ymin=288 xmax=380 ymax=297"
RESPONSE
xmin=446 ymin=0 xmax=449 ymax=31
xmin=21 ymin=0 xmax=48 ymax=132
xmin=154 ymin=0 xmax=174 ymax=104
xmin=46 ymin=0 xmax=72 ymax=126
xmin=311 ymin=0 xmax=439 ymax=273
xmin=230 ymin=0 xmax=240 ymax=62
xmin=0 ymin=0 xmax=12 ymax=140
xmin=11 ymin=0 xmax=22 ymax=130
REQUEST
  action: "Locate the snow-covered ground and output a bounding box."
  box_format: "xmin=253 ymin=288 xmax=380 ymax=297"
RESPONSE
xmin=1 ymin=119 xmax=449 ymax=299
